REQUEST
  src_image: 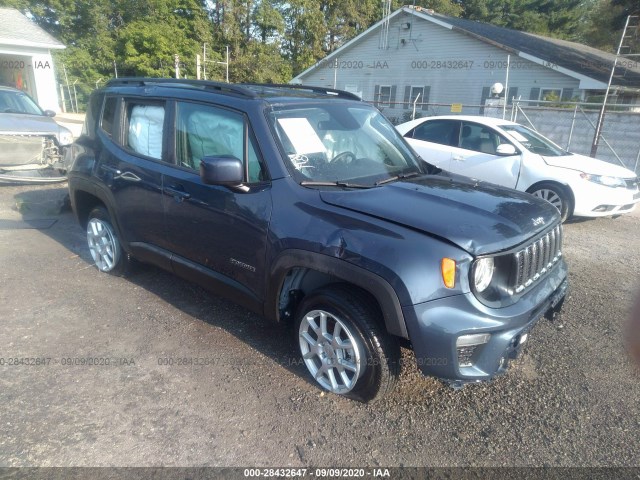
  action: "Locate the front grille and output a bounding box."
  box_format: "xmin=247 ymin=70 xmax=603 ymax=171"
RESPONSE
xmin=513 ymin=224 xmax=562 ymax=293
xmin=625 ymin=177 xmax=638 ymax=190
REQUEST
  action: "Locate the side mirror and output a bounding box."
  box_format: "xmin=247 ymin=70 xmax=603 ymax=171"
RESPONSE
xmin=43 ymin=110 xmax=56 ymax=117
xmin=496 ymin=144 xmax=517 ymax=156
xmin=200 ymin=155 xmax=244 ymax=186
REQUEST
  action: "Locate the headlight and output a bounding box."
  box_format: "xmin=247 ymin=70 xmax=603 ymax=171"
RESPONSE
xmin=580 ymin=172 xmax=626 ymax=188
xmin=473 ymin=257 xmax=494 ymax=293
xmin=58 ymin=130 xmax=74 ymax=146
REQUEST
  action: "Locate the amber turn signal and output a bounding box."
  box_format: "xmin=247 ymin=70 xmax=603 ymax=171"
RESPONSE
xmin=441 ymin=258 xmax=456 ymax=289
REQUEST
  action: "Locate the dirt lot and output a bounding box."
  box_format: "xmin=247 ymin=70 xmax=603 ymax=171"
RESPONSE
xmin=0 ymin=183 xmax=639 ymax=468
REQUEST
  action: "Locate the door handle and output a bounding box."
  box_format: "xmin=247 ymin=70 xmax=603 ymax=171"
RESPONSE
xmin=100 ymin=165 xmax=141 ymax=182
xmin=163 ymin=185 xmax=191 ymax=202
xmin=453 ymin=155 xmax=465 ymax=162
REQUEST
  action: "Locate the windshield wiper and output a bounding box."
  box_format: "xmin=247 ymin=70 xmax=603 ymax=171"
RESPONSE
xmin=374 ymin=172 xmax=421 ymax=186
xmin=300 ymin=180 xmax=372 ymax=189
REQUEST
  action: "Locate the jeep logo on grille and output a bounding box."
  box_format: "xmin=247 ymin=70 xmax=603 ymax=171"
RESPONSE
xmin=532 ymin=217 xmax=545 ymax=226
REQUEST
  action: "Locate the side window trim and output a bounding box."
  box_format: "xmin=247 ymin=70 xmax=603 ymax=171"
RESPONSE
xmin=451 ymin=120 xmax=461 ymax=148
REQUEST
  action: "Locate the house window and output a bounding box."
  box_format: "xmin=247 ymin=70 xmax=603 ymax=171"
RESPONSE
xmin=379 ymin=85 xmax=392 ymax=107
xmin=540 ymin=88 xmax=563 ymax=102
xmin=408 ymin=86 xmax=424 ymax=110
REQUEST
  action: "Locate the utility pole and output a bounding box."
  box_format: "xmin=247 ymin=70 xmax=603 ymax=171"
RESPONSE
xmin=174 ymin=54 xmax=180 ymax=79
xmin=203 ymin=43 xmax=207 ymax=80
xmin=591 ymin=15 xmax=638 ymax=157
xmin=215 ymin=46 xmax=229 ymax=83
xmin=503 ymin=54 xmax=510 ymax=120
xmin=196 ymin=54 xmax=201 ymax=80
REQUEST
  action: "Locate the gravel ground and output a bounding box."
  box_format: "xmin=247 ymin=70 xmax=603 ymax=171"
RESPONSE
xmin=0 ymin=183 xmax=639 ymax=468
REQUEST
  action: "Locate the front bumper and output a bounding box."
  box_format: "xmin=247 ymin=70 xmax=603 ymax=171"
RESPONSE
xmin=403 ymin=260 xmax=568 ymax=384
xmin=572 ymin=181 xmax=640 ymax=217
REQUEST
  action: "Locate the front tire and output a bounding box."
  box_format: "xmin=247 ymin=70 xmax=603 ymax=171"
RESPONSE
xmin=86 ymin=206 xmax=131 ymax=276
xmin=529 ymin=182 xmax=572 ymax=222
xmin=294 ymin=284 xmax=400 ymax=403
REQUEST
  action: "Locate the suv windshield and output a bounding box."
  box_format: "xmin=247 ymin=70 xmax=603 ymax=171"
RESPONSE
xmin=268 ymin=104 xmax=425 ymax=186
xmin=501 ymin=124 xmax=568 ymax=157
xmin=0 ymin=90 xmax=44 ymax=116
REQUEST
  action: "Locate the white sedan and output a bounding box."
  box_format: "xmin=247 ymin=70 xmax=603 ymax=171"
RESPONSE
xmin=396 ymin=115 xmax=640 ymax=222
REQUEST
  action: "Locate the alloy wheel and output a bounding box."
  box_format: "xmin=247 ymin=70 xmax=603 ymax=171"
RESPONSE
xmin=298 ymin=309 xmax=363 ymax=394
xmin=87 ymin=218 xmax=121 ymax=272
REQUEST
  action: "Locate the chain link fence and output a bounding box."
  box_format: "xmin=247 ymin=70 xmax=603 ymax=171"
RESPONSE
xmin=497 ymin=99 xmax=640 ymax=172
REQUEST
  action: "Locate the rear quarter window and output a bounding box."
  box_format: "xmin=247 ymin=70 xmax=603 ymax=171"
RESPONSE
xmin=100 ymin=97 xmax=118 ymax=138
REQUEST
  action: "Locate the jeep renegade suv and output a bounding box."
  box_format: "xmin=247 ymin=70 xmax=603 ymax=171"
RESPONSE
xmin=67 ymin=78 xmax=568 ymax=402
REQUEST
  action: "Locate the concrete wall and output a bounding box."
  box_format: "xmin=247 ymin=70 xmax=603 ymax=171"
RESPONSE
xmin=486 ymin=107 xmax=640 ymax=171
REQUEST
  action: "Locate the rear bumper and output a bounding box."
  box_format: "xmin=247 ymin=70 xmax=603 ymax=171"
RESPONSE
xmin=403 ymin=260 xmax=568 ymax=384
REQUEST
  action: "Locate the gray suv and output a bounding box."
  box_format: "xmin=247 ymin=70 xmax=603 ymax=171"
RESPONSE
xmin=67 ymin=78 xmax=568 ymax=402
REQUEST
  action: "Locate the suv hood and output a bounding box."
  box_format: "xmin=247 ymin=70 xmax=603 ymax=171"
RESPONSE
xmin=543 ymin=153 xmax=635 ymax=178
xmin=319 ymin=173 xmax=559 ymax=256
xmin=0 ymin=113 xmax=61 ymax=136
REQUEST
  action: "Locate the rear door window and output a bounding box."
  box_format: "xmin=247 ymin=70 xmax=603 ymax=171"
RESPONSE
xmin=410 ymin=119 xmax=459 ymax=147
xmin=124 ymin=101 xmax=166 ymax=160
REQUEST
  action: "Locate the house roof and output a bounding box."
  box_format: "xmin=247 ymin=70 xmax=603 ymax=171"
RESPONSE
xmin=0 ymin=8 xmax=65 ymax=50
xmin=293 ymin=6 xmax=640 ymax=91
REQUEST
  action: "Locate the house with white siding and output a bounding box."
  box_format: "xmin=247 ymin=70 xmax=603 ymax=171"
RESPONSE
xmin=291 ymin=5 xmax=640 ymax=120
xmin=0 ymin=8 xmax=65 ymax=112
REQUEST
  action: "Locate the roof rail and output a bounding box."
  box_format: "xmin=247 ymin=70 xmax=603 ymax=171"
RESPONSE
xmin=241 ymin=83 xmax=362 ymax=101
xmin=105 ymin=77 xmax=257 ymax=98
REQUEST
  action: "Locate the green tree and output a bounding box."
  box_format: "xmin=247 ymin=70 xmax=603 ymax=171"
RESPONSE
xmin=461 ymin=0 xmax=587 ymax=40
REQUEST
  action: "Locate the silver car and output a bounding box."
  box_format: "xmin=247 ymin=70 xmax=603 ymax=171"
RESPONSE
xmin=0 ymin=86 xmax=73 ymax=183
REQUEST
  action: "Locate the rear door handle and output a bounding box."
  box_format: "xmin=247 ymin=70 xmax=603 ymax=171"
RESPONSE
xmin=100 ymin=165 xmax=141 ymax=182
xmin=163 ymin=185 xmax=191 ymax=201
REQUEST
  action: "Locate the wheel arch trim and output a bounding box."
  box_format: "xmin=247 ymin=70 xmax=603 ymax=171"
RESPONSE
xmin=69 ymin=177 xmax=128 ymax=250
xmin=266 ymin=249 xmax=409 ymax=339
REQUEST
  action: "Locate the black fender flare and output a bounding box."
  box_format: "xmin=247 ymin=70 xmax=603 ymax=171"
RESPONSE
xmin=265 ymin=249 xmax=409 ymax=339
xmin=69 ymin=176 xmax=128 ymax=249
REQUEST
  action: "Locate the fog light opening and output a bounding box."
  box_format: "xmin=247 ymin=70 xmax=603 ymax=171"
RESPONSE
xmin=456 ymin=333 xmax=491 ymax=367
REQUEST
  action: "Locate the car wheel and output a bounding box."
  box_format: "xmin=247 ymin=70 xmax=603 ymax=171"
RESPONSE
xmin=86 ymin=206 xmax=130 ymax=275
xmin=529 ymin=183 xmax=572 ymax=222
xmin=294 ymin=284 xmax=400 ymax=403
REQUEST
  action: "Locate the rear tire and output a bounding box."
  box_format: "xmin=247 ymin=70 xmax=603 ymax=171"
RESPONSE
xmin=529 ymin=182 xmax=572 ymax=222
xmin=294 ymin=284 xmax=400 ymax=403
xmin=86 ymin=206 xmax=131 ymax=276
